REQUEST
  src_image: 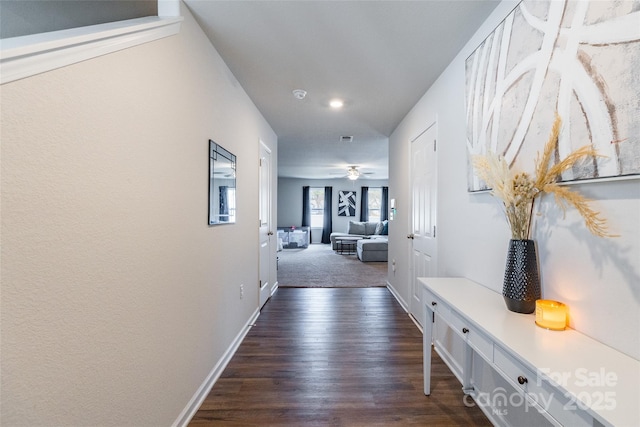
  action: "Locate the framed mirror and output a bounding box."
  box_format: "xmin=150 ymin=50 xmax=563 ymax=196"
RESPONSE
xmin=209 ymin=140 xmax=237 ymax=225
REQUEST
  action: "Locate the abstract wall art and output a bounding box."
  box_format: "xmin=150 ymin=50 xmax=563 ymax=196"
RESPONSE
xmin=465 ymin=0 xmax=640 ymax=191
xmin=338 ymin=190 xmax=356 ymax=216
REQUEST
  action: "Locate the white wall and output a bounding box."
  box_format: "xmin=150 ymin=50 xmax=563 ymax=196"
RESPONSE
xmin=0 ymin=4 xmax=277 ymax=426
xmin=277 ymin=177 xmax=388 ymax=232
xmin=388 ymin=0 xmax=639 ymax=360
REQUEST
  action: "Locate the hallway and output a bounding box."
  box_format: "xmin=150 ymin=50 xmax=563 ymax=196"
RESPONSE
xmin=190 ymin=287 xmax=490 ymax=426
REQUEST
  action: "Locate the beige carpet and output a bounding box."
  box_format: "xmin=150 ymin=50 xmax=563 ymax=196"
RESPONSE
xmin=277 ymin=243 xmax=388 ymax=288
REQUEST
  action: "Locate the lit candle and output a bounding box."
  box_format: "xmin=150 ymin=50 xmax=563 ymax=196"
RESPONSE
xmin=535 ymin=300 xmax=568 ymax=331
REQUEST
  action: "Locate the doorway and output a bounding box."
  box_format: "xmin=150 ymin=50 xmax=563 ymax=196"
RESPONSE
xmin=259 ymin=140 xmax=273 ymax=308
xmin=409 ymin=121 xmax=438 ymax=325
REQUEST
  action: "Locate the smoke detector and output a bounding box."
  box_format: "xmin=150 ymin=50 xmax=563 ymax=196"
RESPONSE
xmin=292 ymin=89 xmax=307 ymax=100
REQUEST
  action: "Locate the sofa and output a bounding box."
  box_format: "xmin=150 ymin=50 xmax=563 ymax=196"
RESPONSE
xmin=357 ymin=238 xmax=388 ymax=262
xmin=330 ymin=220 xmax=388 ymax=262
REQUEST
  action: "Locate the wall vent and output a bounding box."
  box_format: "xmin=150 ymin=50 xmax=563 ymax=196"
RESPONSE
xmin=340 ymin=136 xmax=353 ymax=143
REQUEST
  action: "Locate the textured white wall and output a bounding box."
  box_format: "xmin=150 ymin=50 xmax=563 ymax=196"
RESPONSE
xmin=389 ymin=0 xmax=639 ymax=360
xmin=0 ymin=5 xmax=276 ymax=426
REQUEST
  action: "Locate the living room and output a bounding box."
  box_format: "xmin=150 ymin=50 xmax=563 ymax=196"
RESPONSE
xmin=276 ymin=177 xmax=390 ymax=289
xmin=279 ymin=179 xmax=389 ymax=240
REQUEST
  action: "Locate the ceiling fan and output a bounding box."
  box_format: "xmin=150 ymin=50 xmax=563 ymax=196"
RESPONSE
xmin=331 ymin=166 xmax=373 ymax=181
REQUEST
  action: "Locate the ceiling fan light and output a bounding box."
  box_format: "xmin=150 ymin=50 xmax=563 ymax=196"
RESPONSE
xmin=347 ymin=166 xmax=360 ymax=180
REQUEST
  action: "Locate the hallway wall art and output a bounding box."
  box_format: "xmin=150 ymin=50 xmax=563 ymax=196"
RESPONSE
xmin=465 ymin=0 xmax=640 ymax=191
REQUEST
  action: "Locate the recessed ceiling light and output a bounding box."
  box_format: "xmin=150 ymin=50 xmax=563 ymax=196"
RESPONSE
xmin=329 ymin=99 xmax=344 ymax=109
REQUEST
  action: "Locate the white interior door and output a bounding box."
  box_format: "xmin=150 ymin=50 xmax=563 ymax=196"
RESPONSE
xmin=409 ymin=122 xmax=438 ymax=325
xmin=259 ymin=141 xmax=273 ymax=308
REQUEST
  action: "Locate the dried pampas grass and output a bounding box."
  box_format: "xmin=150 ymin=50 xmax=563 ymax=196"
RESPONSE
xmin=473 ymin=114 xmax=616 ymax=239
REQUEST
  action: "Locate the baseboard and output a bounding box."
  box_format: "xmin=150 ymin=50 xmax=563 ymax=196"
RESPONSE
xmin=172 ymin=308 xmax=260 ymax=427
xmin=386 ymin=281 xmax=408 ymax=312
xmin=271 ymin=281 xmax=279 ymax=296
xmin=409 ymin=312 xmax=423 ymax=333
xmin=385 ymin=282 xmax=423 ymax=332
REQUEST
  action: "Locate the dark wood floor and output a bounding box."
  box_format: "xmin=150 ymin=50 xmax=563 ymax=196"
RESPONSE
xmin=190 ymin=287 xmax=490 ymax=426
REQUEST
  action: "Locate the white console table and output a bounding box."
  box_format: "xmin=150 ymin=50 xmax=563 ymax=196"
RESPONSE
xmin=420 ymin=277 xmax=639 ymax=427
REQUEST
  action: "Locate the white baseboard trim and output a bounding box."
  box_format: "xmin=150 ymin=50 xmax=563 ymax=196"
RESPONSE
xmin=409 ymin=312 xmax=423 ymax=333
xmin=386 ymin=281 xmax=408 ymax=312
xmin=386 ymin=282 xmax=422 ymax=332
xmin=271 ymin=281 xmax=279 ymax=296
xmin=172 ymin=308 xmax=260 ymax=427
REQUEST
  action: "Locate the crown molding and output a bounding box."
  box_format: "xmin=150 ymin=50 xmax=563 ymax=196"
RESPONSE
xmin=1 ymin=15 xmax=183 ymax=85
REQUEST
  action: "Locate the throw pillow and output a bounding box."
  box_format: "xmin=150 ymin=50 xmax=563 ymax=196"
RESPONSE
xmin=347 ymin=221 xmax=366 ymax=235
xmin=374 ymin=222 xmax=384 ymax=235
xmin=364 ymin=222 xmax=378 ymax=235
xmin=381 ymin=220 xmax=389 ymax=235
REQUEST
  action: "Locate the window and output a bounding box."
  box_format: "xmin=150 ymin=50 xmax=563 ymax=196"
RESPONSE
xmin=310 ymin=187 xmax=324 ymax=227
xmin=368 ymin=188 xmax=382 ymax=223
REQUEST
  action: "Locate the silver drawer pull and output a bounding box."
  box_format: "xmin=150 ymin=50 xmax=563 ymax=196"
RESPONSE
xmin=462 ymin=327 xmax=469 ymax=334
xmin=517 ymin=376 xmax=528 ymax=385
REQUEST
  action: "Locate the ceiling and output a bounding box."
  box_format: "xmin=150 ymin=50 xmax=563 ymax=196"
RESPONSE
xmin=184 ymin=0 xmax=500 ymax=180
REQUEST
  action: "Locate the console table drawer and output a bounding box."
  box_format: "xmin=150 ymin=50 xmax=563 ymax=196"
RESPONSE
xmin=494 ymin=345 xmax=536 ymax=393
xmin=423 ymin=288 xmax=444 ymax=313
xmin=443 ymin=306 xmax=494 ymax=362
xmin=425 ymin=287 xmax=494 ymax=363
xmin=494 ymin=345 xmax=559 ymax=425
xmin=466 ymin=326 xmax=493 ymax=363
xmin=494 ymin=345 xmax=593 ymax=426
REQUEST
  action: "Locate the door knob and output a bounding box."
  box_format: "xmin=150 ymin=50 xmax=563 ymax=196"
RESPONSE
xmin=407 ymin=234 xmax=415 ymax=239
xmin=267 ymin=231 xmax=274 ymax=236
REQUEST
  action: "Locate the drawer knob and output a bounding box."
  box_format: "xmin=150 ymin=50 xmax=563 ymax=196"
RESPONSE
xmin=462 ymin=327 xmax=469 ymax=334
xmin=517 ymin=376 xmax=528 ymax=385
xmin=431 ymin=301 xmax=437 ymax=306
